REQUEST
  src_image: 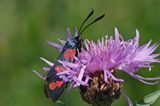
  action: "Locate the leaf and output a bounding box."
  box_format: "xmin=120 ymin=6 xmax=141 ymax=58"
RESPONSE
xmin=134 ymin=90 xmax=160 ymax=106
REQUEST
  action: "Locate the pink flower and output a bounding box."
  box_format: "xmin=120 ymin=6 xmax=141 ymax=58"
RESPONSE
xmin=57 ymin=28 xmax=160 ymax=106
xmin=34 ymin=28 xmax=160 ymax=106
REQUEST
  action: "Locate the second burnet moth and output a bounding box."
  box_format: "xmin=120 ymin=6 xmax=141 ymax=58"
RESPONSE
xmin=33 ymin=9 xmax=105 ymax=102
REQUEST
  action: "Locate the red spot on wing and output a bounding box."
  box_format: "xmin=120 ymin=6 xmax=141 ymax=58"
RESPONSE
xmin=55 ymin=65 xmax=62 ymax=73
xmin=64 ymin=48 xmax=76 ymax=61
xmin=48 ymin=80 xmax=64 ymax=90
xmin=64 ymin=49 xmax=71 ymax=60
xmin=49 ymin=82 xmax=57 ymax=90
xmin=56 ymin=80 xmax=63 ymax=87
xmin=70 ymin=49 xmax=76 ymax=60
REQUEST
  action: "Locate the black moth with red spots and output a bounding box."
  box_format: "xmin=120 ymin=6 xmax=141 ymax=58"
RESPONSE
xmin=44 ymin=38 xmax=82 ymax=101
xmin=43 ymin=9 xmax=105 ymax=102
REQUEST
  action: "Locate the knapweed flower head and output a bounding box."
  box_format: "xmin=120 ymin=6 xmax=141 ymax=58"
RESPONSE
xmin=35 ymin=28 xmax=160 ymax=106
xmin=56 ymin=28 xmax=160 ymax=106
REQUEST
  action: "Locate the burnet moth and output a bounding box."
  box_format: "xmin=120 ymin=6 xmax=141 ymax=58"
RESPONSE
xmin=33 ymin=9 xmax=105 ymax=102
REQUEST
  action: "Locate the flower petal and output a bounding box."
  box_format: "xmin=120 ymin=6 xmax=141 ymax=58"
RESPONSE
xmin=120 ymin=88 xmax=133 ymax=106
xmin=32 ymin=70 xmax=46 ymax=80
xmin=67 ymin=28 xmax=72 ymax=40
xmin=40 ymin=57 xmax=54 ymax=66
xmin=43 ymin=67 xmax=50 ymax=72
xmin=47 ymin=41 xmax=63 ymax=51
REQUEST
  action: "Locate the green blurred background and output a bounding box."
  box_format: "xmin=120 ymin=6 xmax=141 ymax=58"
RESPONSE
xmin=0 ymin=0 xmax=160 ymax=106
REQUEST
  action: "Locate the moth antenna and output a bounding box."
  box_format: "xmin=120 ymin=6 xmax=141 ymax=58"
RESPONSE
xmin=78 ymin=8 xmax=94 ymax=34
xmin=80 ymin=14 xmax=105 ymax=35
